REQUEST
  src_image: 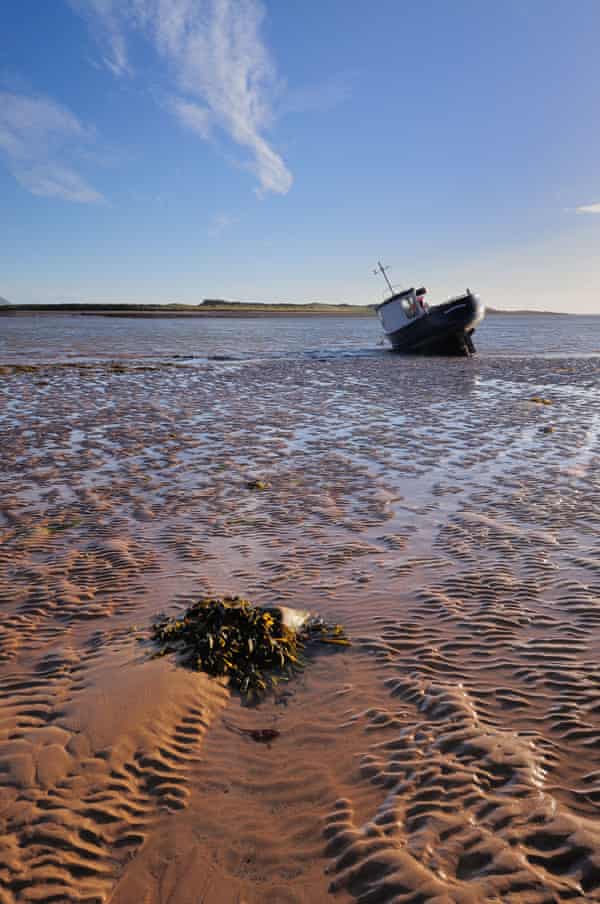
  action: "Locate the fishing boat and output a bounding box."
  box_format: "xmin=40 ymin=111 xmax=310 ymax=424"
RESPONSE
xmin=373 ymin=262 xmax=485 ymax=356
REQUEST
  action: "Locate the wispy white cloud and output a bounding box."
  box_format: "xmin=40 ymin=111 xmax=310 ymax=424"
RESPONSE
xmin=170 ymin=97 xmax=212 ymax=140
xmin=73 ymin=0 xmax=293 ymax=195
xmin=70 ymin=0 xmax=130 ymax=76
xmin=576 ymin=202 xmax=600 ymax=214
xmin=0 ymin=91 xmax=104 ymax=202
xmin=14 ymin=163 xmax=104 ymax=203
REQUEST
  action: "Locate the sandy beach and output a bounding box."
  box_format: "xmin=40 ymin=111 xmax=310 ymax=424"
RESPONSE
xmin=2 ymin=317 xmax=600 ymax=903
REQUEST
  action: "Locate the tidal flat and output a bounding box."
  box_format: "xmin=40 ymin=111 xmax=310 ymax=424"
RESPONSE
xmin=2 ymin=314 xmax=600 ymax=903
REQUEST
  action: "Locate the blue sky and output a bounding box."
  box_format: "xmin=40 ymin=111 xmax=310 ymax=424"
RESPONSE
xmin=1 ymin=0 xmax=599 ymax=311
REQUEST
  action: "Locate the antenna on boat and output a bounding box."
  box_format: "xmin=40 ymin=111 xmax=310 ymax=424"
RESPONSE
xmin=373 ymin=260 xmax=395 ymax=296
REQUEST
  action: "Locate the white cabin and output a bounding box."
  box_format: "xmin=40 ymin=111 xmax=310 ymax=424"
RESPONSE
xmin=375 ymin=288 xmax=428 ymax=336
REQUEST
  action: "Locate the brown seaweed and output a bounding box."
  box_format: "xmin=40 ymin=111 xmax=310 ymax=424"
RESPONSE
xmin=151 ymin=596 xmax=350 ymax=700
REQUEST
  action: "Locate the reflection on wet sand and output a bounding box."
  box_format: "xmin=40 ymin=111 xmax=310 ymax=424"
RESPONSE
xmin=1 ymin=349 xmax=600 ymax=902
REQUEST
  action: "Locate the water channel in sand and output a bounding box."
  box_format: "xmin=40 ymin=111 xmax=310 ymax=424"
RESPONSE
xmin=1 ymin=312 xmax=600 ymax=902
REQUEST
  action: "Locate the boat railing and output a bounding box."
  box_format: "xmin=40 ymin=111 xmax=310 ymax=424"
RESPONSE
xmin=442 ymin=290 xmax=472 ymax=305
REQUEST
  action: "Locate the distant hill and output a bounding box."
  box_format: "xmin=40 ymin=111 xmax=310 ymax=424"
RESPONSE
xmin=486 ymin=307 xmax=568 ymax=316
xmin=0 ymin=296 xmax=11 ymax=306
xmin=200 ymin=299 xmax=362 ymax=312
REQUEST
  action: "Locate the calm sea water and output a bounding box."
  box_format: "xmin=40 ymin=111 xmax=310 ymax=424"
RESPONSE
xmin=0 ymin=312 xmax=599 ymax=363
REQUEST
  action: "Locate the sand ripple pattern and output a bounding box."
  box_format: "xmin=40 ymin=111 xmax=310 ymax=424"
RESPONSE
xmin=1 ymin=352 xmax=600 ymax=901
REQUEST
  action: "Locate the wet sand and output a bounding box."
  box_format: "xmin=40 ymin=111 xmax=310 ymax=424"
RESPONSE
xmin=2 ymin=349 xmax=600 ymax=903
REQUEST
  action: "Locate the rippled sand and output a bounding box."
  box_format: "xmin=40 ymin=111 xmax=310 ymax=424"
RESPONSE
xmin=1 ymin=351 xmax=600 ymax=903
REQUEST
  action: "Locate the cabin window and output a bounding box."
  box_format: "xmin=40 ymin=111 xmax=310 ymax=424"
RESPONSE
xmin=401 ymin=297 xmax=418 ymax=319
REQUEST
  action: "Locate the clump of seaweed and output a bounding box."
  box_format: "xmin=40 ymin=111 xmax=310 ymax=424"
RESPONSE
xmin=46 ymin=517 xmax=81 ymax=534
xmin=151 ymin=596 xmax=350 ymax=700
xmin=246 ymin=479 xmax=269 ymax=491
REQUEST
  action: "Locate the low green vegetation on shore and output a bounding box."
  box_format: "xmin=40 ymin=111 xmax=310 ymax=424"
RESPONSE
xmin=0 ymin=301 xmax=375 ymax=316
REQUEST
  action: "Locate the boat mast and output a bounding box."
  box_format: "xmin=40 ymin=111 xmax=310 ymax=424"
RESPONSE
xmin=374 ymin=261 xmax=395 ymax=297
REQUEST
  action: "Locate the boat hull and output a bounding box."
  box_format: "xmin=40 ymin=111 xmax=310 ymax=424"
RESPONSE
xmin=386 ymin=292 xmax=484 ymax=356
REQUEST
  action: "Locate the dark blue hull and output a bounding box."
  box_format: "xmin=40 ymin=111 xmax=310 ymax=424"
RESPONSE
xmin=387 ymin=293 xmax=484 ymax=356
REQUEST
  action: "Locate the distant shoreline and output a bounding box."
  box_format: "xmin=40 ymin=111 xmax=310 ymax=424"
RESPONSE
xmin=0 ymin=303 xmax=373 ymax=318
xmin=0 ymin=303 xmax=576 ymax=317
